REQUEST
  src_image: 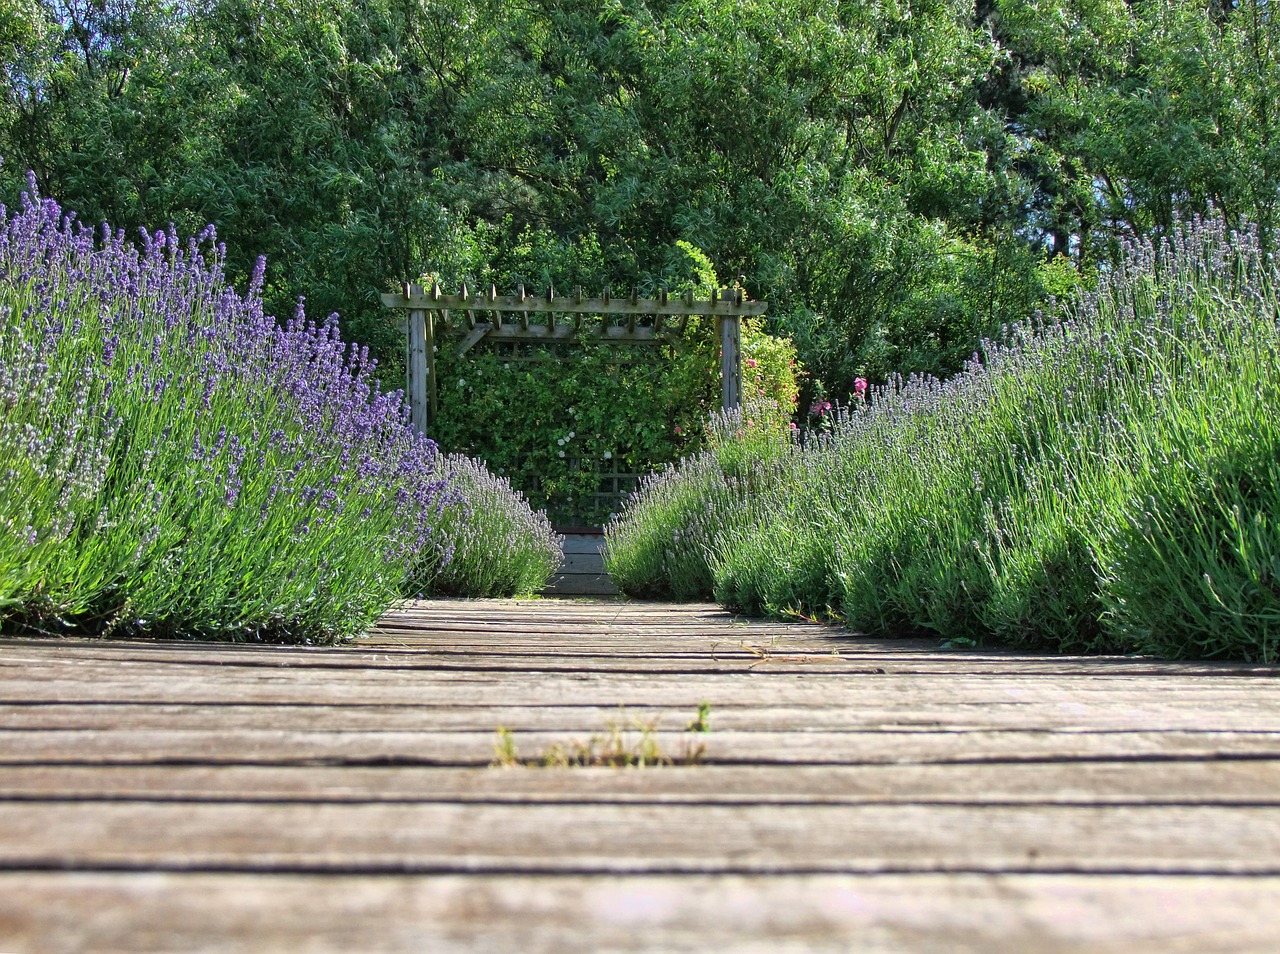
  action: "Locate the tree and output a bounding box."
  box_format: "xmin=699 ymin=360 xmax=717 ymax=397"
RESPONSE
xmin=990 ymin=0 xmax=1280 ymax=256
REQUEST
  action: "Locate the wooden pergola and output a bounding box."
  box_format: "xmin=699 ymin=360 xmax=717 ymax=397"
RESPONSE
xmin=381 ymin=282 xmax=768 ymax=434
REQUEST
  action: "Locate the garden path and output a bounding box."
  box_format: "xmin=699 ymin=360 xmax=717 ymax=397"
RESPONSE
xmin=2 ymin=598 xmax=1280 ymax=952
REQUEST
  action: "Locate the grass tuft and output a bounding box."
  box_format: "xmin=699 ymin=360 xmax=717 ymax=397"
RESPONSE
xmin=490 ymin=707 xmax=711 ymax=768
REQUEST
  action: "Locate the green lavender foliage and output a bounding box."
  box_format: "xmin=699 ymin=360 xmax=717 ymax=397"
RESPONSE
xmin=0 ymin=184 xmax=562 ymax=643
xmin=602 ymin=403 xmax=796 ymax=601
xmin=605 ymin=217 xmax=1280 ymax=661
xmin=1086 ymin=230 xmax=1280 ymax=660
xmin=0 ymin=184 xmax=447 ymax=642
xmin=408 ymin=454 xmax=563 ymax=599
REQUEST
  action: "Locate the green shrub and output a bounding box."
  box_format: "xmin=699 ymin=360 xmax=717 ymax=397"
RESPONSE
xmin=1092 ymin=335 xmax=1280 ymax=660
xmin=0 ymin=181 xmax=566 ymax=642
xmin=605 ymin=215 xmax=1280 ymax=661
xmin=603 ymin=402 xmax=793 ymax=600
xmin=426 ymin=242 xmax=802 ymax=526
xmin=0 ymin=182 xmax=446 ymax=643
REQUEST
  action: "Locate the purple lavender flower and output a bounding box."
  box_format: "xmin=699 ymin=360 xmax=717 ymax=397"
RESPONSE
xmin=0 ymin=175 xmax=450 ymax=642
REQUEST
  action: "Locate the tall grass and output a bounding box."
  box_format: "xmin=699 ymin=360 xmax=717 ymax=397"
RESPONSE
xmin=0 ymin=179 xmax=559 ymax=642
xmin=605 ymin=218 xmax=1280 ymax=661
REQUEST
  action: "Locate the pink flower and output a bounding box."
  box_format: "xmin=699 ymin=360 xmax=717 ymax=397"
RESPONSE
xmin=854 ymin=377 xmax=868 ymax=397
xmin=674 ymin=425 xmax=682 ymax=434
xmin=746 ymin=358 xmax=757 ymax=368
xmin=809 ymin=399 xmax=832 ymax=416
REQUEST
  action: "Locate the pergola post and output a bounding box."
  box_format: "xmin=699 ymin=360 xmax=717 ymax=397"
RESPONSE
xmin=405 ymin=282 xmax=431 ymax=434
xmin=718 ymin=308 xmax=742 ymax=411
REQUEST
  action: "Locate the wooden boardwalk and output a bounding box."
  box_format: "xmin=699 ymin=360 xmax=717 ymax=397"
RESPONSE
xmin=3 ymin=598 xmax=1280 ymax=952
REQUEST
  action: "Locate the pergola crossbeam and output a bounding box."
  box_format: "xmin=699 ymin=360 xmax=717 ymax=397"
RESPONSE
xmin=381 ymin=283 xmax=766 ymax=434
xmin=381 ymin=289 xmax=766 ymax=319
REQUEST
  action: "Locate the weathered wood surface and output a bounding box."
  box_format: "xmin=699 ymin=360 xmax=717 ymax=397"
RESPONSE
xmin=381 ymin=286 xmax=767 ymax=318
xmin=9 ymin=873 xmax=1278 ymax=954
xmin=3 ymin=598 xmax=1280 ymax=953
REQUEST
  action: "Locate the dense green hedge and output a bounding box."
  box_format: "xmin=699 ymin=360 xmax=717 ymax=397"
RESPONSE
xmin=428 ymin=246 xmax=801 ymax=525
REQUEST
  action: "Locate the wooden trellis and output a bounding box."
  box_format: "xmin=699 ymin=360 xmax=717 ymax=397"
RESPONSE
xmin=381 ymin=282 xmax=768 ymax=433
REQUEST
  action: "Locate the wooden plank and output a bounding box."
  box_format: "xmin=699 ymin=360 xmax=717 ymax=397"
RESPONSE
xmin=555 ymin=552 xmax=606 ymax=574
xmin=542 ymin=575 xmax=620 ymax=596
xmin=4 ymin=762 xmax=1280 ymax=806
xmin=5 ymin=700 xmax=1280 ymax=734
xmin=560 ymin=535 xmax=605 ymax=555
xmin=4 ymin=633 xmax=895 ymax=655
xmin=442 ymin=321 xmax=681 ymax=347
xmin=7 ymin=664 xmax=1280 ymax=712
xmin=3 ymin=728 xmax=1278 ymax=767
xmin=454 ymin=323 xmax=489 ymax=357
xmin=387 ymin=600 xmax=749 ymax=613
xmin=719 ymin=313 xmax=742 ymax=410
xmin=4 ymin=660 xmax=1276 ymax=701
xmin=375 ymin=600 xmax=876 ymax=627
xmin=6 ymin=872 xmax=1278 ymax=954
xmin=3 ymin=801 xmax=1280 ymax=874
xmin=5 ymin=645 xmax=1279 ymax=678
xmin=406 ymin=294 xmax=428 ymax=434
xmin=426 ymin=309 xmax=438 ymax=422
xmin=5 ymin=667 xmax=1280 ymax=708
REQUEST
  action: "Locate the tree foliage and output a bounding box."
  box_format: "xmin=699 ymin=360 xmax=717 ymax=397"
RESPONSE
xmin=2 ymin=0 xmax=1276 ymax=406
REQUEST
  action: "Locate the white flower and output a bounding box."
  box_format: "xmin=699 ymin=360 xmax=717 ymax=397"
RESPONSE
xmin=567 ymin=431 xmax=575 ymax=439
xmin=603 ymin=451 xmax=612 ymax=460
xmin=556 ymin=438 xmax=565 ymax=446
xmin=456 ymin=378 xmax=465 ymax=388
xmin=503 ymin=363 xmax=510 ymax=370
xmin=557 ymin=450 xmax=565 ymax=458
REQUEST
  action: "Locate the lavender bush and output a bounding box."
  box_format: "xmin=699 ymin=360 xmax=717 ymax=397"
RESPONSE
xmin=603 ymin=401 xmax=797 ymax=600
xmin=0 ymin=178 xmax=452 ymax=642
xmin=605 ymin=217 xmax=1280 ymax=661
xmin=408 ymin=453 xmax=562 ymax=598
xmin=1085 ymin=222 xmax=1280 ymax=659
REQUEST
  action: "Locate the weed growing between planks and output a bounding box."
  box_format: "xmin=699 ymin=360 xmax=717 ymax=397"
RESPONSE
xmin=605 ymin=216 xmax=1280 ymax=661
xmin=686 ymin=700 xmax=712 ymax=733
xmin=492 ymin=704 xmax=712 ymax=767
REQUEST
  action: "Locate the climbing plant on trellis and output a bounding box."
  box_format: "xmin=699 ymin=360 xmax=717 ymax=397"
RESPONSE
xmin=382 ymin=282 xmax=768 ymax=526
